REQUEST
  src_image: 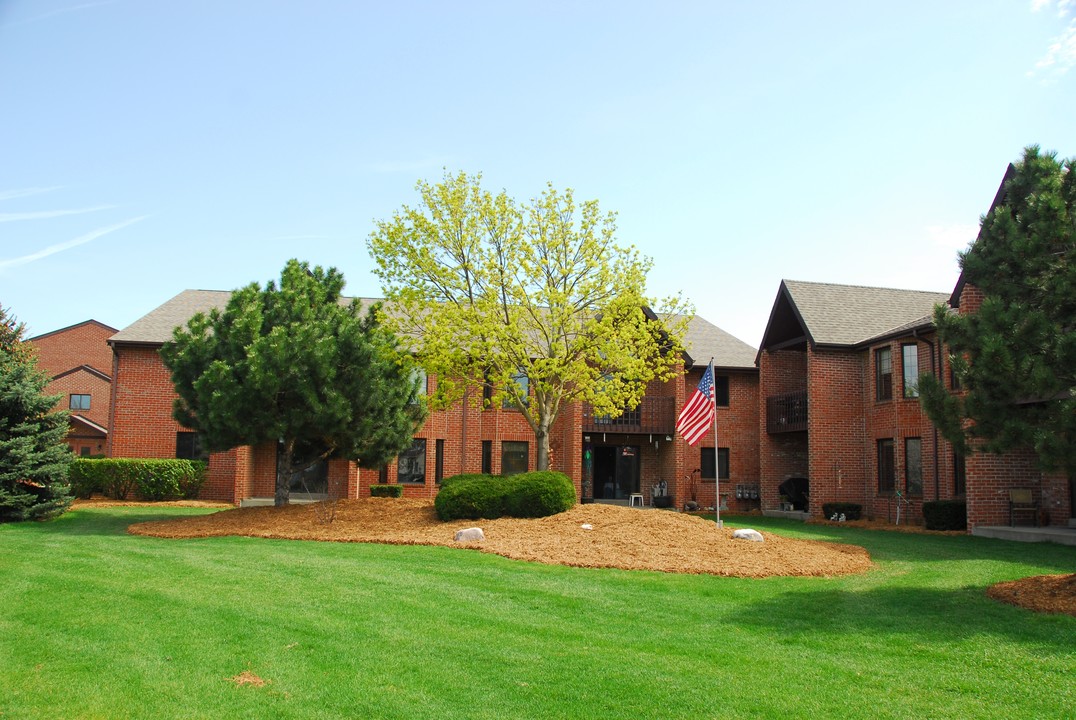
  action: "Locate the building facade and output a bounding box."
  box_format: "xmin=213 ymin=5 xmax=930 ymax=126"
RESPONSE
xmin=27 ymin=320 xmax=117 ymax=456
xmin=107 ymin=292 xmax=761 ymax=508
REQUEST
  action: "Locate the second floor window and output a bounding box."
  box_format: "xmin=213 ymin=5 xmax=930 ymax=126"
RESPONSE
xmin=875 ymin=348 xmax=892 ymax=401
xmin=902 ymin=344 xmax=919 ymax=398
xmin=70 ymin=394 xmax=91 ymax=410
xmin=503 ymin=370 xmax=529 ymax=410
xmin=715 ymin=375 xmax=730 ymax=407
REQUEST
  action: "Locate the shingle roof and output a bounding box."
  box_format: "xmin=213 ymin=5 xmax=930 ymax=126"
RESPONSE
xmin=111 ymin=290 xmax=759 ymax=371
xmin=681 ymin=314 xmax=758 ymax=370
xmin=782 ymin=280 xmax=950 ymax=347
xmin=109 ymin=290 xmax=232 ymax=345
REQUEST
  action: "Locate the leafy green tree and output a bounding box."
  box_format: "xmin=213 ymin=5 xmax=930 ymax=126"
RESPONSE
xmin=160 ymin=260 xmax=426 ymax=506
xmin=0 ymin=304 xmax=73 ymax=521
xmin=921 ymin=146 xmax=1076 ymax=486
xmin=368 ymin=172 xmax=689 ymax=471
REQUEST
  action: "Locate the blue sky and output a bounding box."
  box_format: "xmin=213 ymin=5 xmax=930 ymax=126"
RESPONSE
xmin=2 ymin=1 xmax=1073 ymax=347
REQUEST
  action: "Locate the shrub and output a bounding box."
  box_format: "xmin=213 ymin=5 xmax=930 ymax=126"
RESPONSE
xmin=67 ymin=459 xmax=207 ymax=501
xmin=370 ymin=484 xmax=403 ymax=498
xmin=922 ymin=500 xmax=967 ymax=531
xmin=821 ymin=502 xmax=862 ymax=521
xmin=439 ymin=473 xmax=489 ymax=489
xmin=503 ymin=471 xmax=575 ymax=518
xmin=435 ymin=472 xmax=575 ymax=521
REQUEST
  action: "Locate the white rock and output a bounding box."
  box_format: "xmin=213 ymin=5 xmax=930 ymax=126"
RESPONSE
xmin=454 ymin=527 xmax=485 ymax=542
xmin=732 ymin=528 xmax=764 ymax=542
xmin=581 ymin=523 xmax=593 ymax=530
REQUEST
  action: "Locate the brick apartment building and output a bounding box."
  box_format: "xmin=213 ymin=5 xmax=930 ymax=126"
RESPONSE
xmin=103 ymin=165 xmax=1073 ymax=530
xmin=107 ymin=293 xmax=762 ymax=509
xmin=27 ymin=320 xmax=117 ymax=456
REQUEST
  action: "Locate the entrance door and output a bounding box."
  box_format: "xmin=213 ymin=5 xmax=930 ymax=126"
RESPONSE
xmin=592 ymin=445 xmax=640 ymax=500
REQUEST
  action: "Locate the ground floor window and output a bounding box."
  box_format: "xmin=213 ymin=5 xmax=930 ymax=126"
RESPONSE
xmin=501 ymin=441 xmax=528 ymax=476
xmin=398 ymin=439 xmax=426 ymax=484
xmin=481 ymin=440 xmax=492 ymax=474
xmin=904 ymin=437 xmax=922 ymax=496
xmin=877 ymin=439 xmax=895 ymax=493
xmin=435 ymin=439 xmax=444 ymax=483
xmin=289 ymin=460 xmax=328 ymax=494
xmin=176 ymin=432 xmax=208 ymax=461
xmin=700 ymin=447 xmax=730 ymax=480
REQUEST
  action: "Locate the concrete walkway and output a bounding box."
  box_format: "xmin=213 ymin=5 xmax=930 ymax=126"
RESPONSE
xmin=972 ymin=525 xmax=1076 ymax=546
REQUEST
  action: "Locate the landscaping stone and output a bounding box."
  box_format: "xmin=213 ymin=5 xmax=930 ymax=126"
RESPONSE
xmin=454 ymin=527 xmax=485 ymax=542
xmin=732 ymin=528 xmax=764 ymax=542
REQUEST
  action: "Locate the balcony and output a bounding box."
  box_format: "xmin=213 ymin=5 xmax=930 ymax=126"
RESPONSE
xmin=583 ymin=396 xmax=676 ymax=435
xmin=767 ymin=390 xmax=808 ymax=433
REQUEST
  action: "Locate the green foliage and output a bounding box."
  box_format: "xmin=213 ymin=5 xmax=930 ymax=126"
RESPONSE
xmin=67 ymin=458 xmax=208 ymax=501
xmin=821 ymin=502 xmax=862 ymax=521
xmin=0 ymin=304 xmax=73 ymax=521
xmin=434 ymin=471 xmax=575 ymax=520
xmin=922 ymin=500 xmax=968 ymax=531
xmin=160 ymin=259 xmax=426 ymax=505
xmin=369 ymin=484 xmax=403 ymax=498
xmin=438 ymin=473 xmax=489 ymax=489
xmin=503 ymin=471 xmax=576 ymax=518
xmin=921 ymin=147 xmax=1076 ymax=478
xmin=369 ymin=172 xmax=691 ymax=470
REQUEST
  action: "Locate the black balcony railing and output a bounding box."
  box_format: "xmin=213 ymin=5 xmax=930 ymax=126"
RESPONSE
xmin=582 ymin=396 xmax=676 ymax=435
xmin=767 ymin=390 xmax=808 ymax=433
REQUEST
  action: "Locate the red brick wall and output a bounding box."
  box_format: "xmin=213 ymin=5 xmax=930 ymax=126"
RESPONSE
xmin=696 ymin=369 xmax=760 ymax=511
xmin=28 ymin=321 xmax=115 ymax=377
xmin=807 ymin=348 xmax=868 ymax=512
xmin=47 ymin=368 xmax=111 ymax=430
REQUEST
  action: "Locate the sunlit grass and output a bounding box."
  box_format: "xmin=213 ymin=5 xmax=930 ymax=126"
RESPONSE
xmin=0 ymin=507 xmax=1072 ymax=719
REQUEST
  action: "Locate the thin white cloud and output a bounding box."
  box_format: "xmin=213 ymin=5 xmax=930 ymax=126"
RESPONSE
xmin=0 ymin=205 xmax=114 ymax=222
xmin=0 ymin=215 xmax=148 ymax=272
xmin=926 ymin=223 xmax=979 ymax=253
xmin=3 ymin=0 xmax=117 ymax=28
xmin=1028 ymin=0 xmax=1076 ymax=79
xmin=0 ymin=186 xmax=64 ymax=202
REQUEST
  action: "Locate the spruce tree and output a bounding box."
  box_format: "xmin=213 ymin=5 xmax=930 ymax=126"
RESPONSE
xmin=0 ymin=304 xmax=74 ymax=521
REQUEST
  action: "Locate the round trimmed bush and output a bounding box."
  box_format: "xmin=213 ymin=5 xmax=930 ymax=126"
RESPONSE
xmin=435 ymin=471 xmax=576 ymax=521
xmin=504 ymin=471 xmax=576 ymax=518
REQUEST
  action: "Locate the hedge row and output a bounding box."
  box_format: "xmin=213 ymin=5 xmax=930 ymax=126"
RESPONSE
xmin=69 ymin=458 xmax=208 ymax=501
xmin=370 ymin=484 xmax=404 ymax=498
xmin=434 ymin=471 xmax=576 ymax=521
xmin=922 ymin=500 xmax=967 ymax=531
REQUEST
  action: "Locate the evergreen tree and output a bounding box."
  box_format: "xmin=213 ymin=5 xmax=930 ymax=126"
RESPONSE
xmin=921 ymin=146 xmax=1076 ymax=484
xmin=160 ymin=260 xmax=425 ymax=506
xmin=0 ymin=304 xmax=74 ymax=521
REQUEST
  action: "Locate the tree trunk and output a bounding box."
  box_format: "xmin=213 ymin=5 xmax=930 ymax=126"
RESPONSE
xmin=535 ymin=423 xmax=550 ymax=471
xmin=275 ymin=439 xmax=293 ymax=506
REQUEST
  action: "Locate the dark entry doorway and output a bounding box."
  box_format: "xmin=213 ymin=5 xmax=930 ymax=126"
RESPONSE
xmin=593 ymin=445 xmax=640 ymax=500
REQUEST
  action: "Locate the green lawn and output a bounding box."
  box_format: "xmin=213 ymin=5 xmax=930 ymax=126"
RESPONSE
xmin=1 ymin=508 xmax=1073 ymax=719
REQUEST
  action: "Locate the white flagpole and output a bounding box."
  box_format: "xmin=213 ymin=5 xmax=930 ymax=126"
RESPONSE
xmin=710 ymin=359 xmax=721 ymax=529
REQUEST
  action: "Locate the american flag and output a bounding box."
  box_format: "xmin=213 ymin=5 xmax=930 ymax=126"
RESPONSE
xmin=676 ymin=362 xmax=715 ymax=446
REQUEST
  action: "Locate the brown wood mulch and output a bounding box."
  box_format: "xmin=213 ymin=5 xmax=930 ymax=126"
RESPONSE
xmin=126 ymin=497 xmax=872 ymax=578
xmin=107 ymin=497 xmax=1074 ymax=612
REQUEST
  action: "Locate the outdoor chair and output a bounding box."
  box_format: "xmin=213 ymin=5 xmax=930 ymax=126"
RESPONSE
xmin=1008 ymin=488 xmax=1039 ymax=527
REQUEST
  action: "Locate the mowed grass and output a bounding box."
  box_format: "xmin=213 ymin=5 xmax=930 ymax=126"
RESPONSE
xmin=1 ymin=508 xmax=1074 ymax=719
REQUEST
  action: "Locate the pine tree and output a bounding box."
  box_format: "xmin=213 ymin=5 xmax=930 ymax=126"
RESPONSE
xmin=160 ymin=260 xmax=426 ymax=506
xmin=0 ymin=304 xmax=74 ymax=521
xmin=920 ymin=146 xmax=1076 ymax=483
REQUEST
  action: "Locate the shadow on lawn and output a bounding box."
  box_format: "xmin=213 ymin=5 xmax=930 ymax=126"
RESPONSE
xmin=22 ymin=506 xmax=222 ymax=538
xmin=734 ymin=583 xmax=1075 ymax=650
xmin=722 ymin=514 xmax=1076 ymax=572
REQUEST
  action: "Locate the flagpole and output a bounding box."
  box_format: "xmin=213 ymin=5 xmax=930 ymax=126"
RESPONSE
xmin=710 ymin=358 xmax=721 ymax=529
